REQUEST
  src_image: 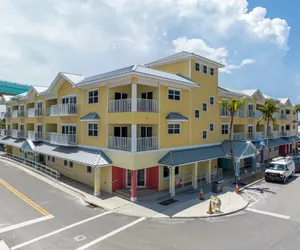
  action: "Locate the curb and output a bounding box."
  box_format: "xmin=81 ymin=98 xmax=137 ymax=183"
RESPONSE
xmin=240 ymin=178 xmax=264 ymax=191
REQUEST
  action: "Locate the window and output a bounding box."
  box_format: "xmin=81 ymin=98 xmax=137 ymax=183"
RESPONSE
xmin=203 ymin=103 xmax=208 ymax=112
xmin=195 ymin=62 xmax=200 ymax=72
xmin=210 ymin=123 xmax=214 ymax=132
xmin=203 ymin=65 xmax=208 ymax=74
xmin=293 ymin=125 xmax=296 ymax=129
xmin=52 ymin=157 xmax=55 ymax=162
xmin=168 ymin=88 xmax=181 ymax=101
xmin=194 ymin=109 xmax=200 ymax=119
xmin=88 ymin=123 xmax=98 ymax=137
xmin=202 ymin=130 xmax=208 ymax=139
xmin=163 ymin=166 xmax=179 ymax=179
xmin=222 ymin=124 xmax=229 ymax=135
xmin=88 ymin=90 xmax=98 ymax=104
xmin=209 ymin=97 xmax=215 ymax=105
xmin=210 ymin=68 xmax=215 ymax=76
xmin=86 ymin=166 xmax=92 ymax=174
xmin=47 ymin=156 xmax=50 ymax=161
xmin=64 ymin=160 xmax=68 ymax=166
xmin=69 ymin=161 xmax=73 ymax=168
xmin=168 ymin=123 xmax=180 ymax=134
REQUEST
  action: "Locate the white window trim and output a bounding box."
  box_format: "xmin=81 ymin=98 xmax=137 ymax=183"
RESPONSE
xmin=203 ymin=102 xmax=208 ymax=112
xmin=88 ymin=89 xmax=99 ymax=104
xmin=61 ymin=94 xmax=77 ymax=99
xmin=221 ymin=123 xmax=229 ymax=135
xmin=203 ymin=65 xmax=208 ymax=74
xmin=167 ymin=122 xmax=181 ymax=135
xmin=248 ymin=124 xmax=254 ymax=133
xmin=210 ymin=67 xmax=215 ymax=76
xmin=86 ymin=166 xmax=92 ymax=174
xmin=194 ymin=109 xmax=200 ymax=119
xmin=202 ymin=130 xmax=208 ymax=140
xmin=168 ymin=88 xmax=181 ymax=101
xmin=195 ymin=62 xmax=201 ymax=72
xmin=87 ymin=122 xmax=98 ymax=137
xmin=209 ymin=96 xmax=215 ymax=105
xmin=162 ymin=166 xmax=180 ymax=180
xmin=209 ymin=123 xmax=215 ymax=132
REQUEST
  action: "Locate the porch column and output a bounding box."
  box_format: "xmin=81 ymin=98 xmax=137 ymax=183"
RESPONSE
xmin=207 ymin=160 xmax=212 ymax=183
xmin=131 ymin=170 xmax=137 ymax=202
xmin=235 ymin=159 xmax=241 ymax=180
xmin=94 ymin=168 xmax=101 ymax=197
xmin=192 ymin=163 xmax=198 ymax=189
xmin=132 ymin=83 xmax=137 ymax=112
xmin=252 ymin=156 xmax=256 ymax=173
xmin=131 ymin=124 xmax=137 ymax=152
xmin=169 ymin=167 xmax=175 ymax=197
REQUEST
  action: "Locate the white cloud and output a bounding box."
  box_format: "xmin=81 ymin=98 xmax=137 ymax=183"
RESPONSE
xmin=173 ymin=37 xmax=256 ymax=74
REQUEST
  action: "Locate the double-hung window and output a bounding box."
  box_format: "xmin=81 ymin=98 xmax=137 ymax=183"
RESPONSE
xmin=194 ymin=109 xmax=200 ymax=118
xmin=88 ymin=123 xmax=98 ymax=137
xmin=203 ymin=103 xmax=208 ymax=112
xmin=209 ymin=97 xmax=215 ymax=105
xmin=203 ymin=65 xmax=208 ymax=74
xmin=210 ymin=123 xmax=214 ymax=132
xmin=168 ymin=123 xmax=180 ymax=134
xmin=202 ymin=130 xmax=208 ymax=139
xmin=195 ymin=62 xmax=200 ymax=72
xmin=210 ymin=68 xmax=215 ymax=76
xmin=88 ymin=90 xmax=98 ymax=104
xmin=222 ymin=124 xmax=229 ymax=135
xmin=168 ymin=88 xmax=181 ymax=101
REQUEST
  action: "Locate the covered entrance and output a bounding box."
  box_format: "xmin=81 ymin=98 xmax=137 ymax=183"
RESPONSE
xmin=126 ymin=169 xmax=146 ymax=188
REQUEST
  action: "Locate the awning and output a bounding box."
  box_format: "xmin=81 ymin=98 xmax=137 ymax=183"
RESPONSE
xmin=33 ymin=142 xmax=112 ymax=167
xmin=0 ymin=137 xmax=25 ymax=148
xmin=158 ymin=140 xmax=257 ymax=167
xmin=80 ymin=112 xmax=100 ymax=122
xmin=165 ymin=112 xmax=188 ymax=122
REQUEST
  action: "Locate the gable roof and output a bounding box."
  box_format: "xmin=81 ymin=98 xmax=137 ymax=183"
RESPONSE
xmin=76 ymin=65 xmax=198 ymax=88
xmin=80 ymin=112 xmax=100 ymax=121
xmin=47 ymin=72 xmax=85 ymax=93
xmin=145 ymin=51 xmax=224 ymax=68
xmin=219 ymin=86 xmax=248 ymax=97
xmin=165 ymin=112 xmax=188 ymax=121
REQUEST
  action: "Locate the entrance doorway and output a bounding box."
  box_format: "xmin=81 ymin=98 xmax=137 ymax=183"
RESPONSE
xmin=126 ymin=169 xmax=146 ymax=188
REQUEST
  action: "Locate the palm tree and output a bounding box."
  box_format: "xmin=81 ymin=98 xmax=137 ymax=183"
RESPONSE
xmin=256 ymin=99 xmax=277 ymax=165
xmin=0 ymin=119 xmax=5 ymax=129
xmin=219 ymin=97 xmax=245 ymax=187
xmin=294 ymin=104 xmax=300 ymax=135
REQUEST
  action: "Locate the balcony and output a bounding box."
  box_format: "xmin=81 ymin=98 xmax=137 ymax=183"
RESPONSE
xmin=108 ymin=136 xmax=159 ymax=152
xmin=45 ymin=132 xmax=77 ymax=146
xmin=109 ymin=98 xmax=158 ymax=112
xmin=281 ymin=131 xmax=291 ymax=137
xmin=0 ymin=129 xmax=7 ymax=137
xmin=27 ymin=131 xmax=43 ymax=141
xmin=35 ymin=108 xmax=43 ymax=117
xmin=274 ymin=112 xmax=279 ymax=120
xmin=4 ymin=112 xmax=11 ymax=119
xmin=268 ymin=131 xmax=279 ymax=138
xmin=12 ymin=110 xmax=18 ymax=118
xmin=27 ymin=108 xmax=35 ymax=118
xmin=280 ymin=114 xmax=290 ymax=120
xmin=233 ymin=132 xmax=245 ymax=140
xmin=46 ymin=104 xmax=78 ymax=116
xmin=247 ymin=110 xmax=256 ymax=118
xmin=255 ymin=110 xmax=263 ymax=119
xmin=220 ymin=108 xmax=230 ymax=117
xmin=12 ymin=129 xmax=25 ymax=139
xmin=18 ymin=111 xmax=25 ymax=118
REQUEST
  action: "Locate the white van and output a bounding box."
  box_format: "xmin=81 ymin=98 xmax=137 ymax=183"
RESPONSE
xmin=264 ymin=156 xmax=295 ymax=184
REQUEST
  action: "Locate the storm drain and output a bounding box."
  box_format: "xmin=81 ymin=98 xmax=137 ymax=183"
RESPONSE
xmin=159 ymin=199 xmax=178 ymax=206
xmin=73 ymin=235 xmax=87 ymax=242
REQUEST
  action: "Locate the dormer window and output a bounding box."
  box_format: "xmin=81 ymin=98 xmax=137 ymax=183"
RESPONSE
xmin=195 ymin=62 xmax=200 ymax=72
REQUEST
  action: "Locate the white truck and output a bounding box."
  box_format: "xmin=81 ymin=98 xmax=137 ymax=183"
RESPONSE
xmin=264 ymin=156 xmax=295 ymax=184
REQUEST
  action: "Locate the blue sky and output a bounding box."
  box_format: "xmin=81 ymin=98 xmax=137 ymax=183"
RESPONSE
xmin=0 ymin=0 xmax=298 ymax=103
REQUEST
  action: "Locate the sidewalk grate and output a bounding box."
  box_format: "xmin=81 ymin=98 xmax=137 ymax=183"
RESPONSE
xmin=158 ymin=198 xmax=178 ymax=206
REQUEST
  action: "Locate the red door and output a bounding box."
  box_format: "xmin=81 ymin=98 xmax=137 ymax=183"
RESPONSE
xmin=146 ymin=166 xmax=159 ymax=191
xmin=112 ymin=166 xmax=126 ymax=192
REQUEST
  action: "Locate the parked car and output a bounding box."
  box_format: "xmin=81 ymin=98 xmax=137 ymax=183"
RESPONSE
xmin=265 ymin=156 xmax=295 ymax=184
xmin=292 ymin=155 xmax=300 ymax=173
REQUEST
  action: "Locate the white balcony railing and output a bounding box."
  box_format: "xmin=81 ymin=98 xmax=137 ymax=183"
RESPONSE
xmin=35 ymin=108 xmax=43 ymax=117
xmin=109 ymin=99 xmax=132 ymax=112
xmin=137 ymin=99 xmax=158 ymax=112
xmin=269 ymin=131 xmax=279 ymax=138
xmin=48 ymin=104 xmax=78 ymax=116
xmin=280 ymin=114 xmax=290 ymax=120
xmin=233 ymin=132 xmax=245 ymax=140
xmin=27 ymin=108 xmax=35 ymax=117
xmin=247 ymin=110 xmax=255 ymax=118
xmin=220 ymin=108 xmax=230 ymax=117
xmin=235 ymin=109 xmax=245 ymax=118
xmin=255 ymin=110 xmax=263 ymax=118
xmin=12 ymin=129 xmax=25 ymax=138
xmin=108 ymin=136 xmax=131 ymax=151
xmin=18 ymin=111 xmax=25 ymax=117
xmin=137 ymin=137 xmax=159 ymax=151
xmin=1 ymin=129 xmax=7 ymax=137
xmin=45 ymin=132 xmax=77 ymax=146
xmin=12 ymin=110 xmax=18 ymax=118
xmin=281 ymin=131 xmax=291 ymax=137
xmin=109 ymin=98 xmax=158 ymax=112
xmin=27 ymin=131 xmax=43 ymax=141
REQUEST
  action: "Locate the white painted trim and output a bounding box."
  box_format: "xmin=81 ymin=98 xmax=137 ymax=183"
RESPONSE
xmin=195 ymin=61 xmax=201 ymax=72
xmin=167 ymin=122 xmax=181 ymax=135
xmin=167 ymin=119 xmax=188 ymax=123
xmin=87 ymin=89 xmax=99 ymax=104
xmin=221 ymin=123 xmax=230 ymax=136
xmin=168 ymin=87 xmax=181 ymax=101
xmin=162 ymin=165 xmax=180 ymax=180
xmin=87 ymin=122 xmax=98 ymax=137
xmin=125 ymin=169 xmax=147 ymax=188
xmin=202 ymin=130 xmax=208 ymax=140
xmin=131 ymin=124 xmax=137 ymax=152
xmin=61 ymin=94 xmax=77 ymax=99
xmin=189 ymin=59 xmax=192 ymax=78
xmin=80 ymin=119 xmax=100 ymax=122
xmin=189 ymin=89 xmax=192 ymax=145
xmin=194 ymin=109 xmax=200 ymax=119
xmin=158 ymin=83 xmax=161 ymax=149
xmin=131 ymin=83 xmax=137 ymax=112
xmin=209 ymin=96 xmax=215 ymax=105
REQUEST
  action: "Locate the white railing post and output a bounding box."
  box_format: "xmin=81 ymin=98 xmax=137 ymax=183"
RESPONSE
xmin=131 ymin=125 xmax=137 ymax=152
xmin=132 ymin=83 xmax=137 ymax=112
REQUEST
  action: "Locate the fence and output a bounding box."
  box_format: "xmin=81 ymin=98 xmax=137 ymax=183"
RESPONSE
xmin=2 ymin=153 xmax=60 ymax=179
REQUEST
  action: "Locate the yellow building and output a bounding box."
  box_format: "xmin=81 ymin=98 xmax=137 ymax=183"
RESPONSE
xmin=1 ymin=51 xmax=298 ymax=201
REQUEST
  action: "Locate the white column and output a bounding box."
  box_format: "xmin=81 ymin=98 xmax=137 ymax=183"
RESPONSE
xmin=207 ymin=160 xmax=212 ymax=183
xmin=131 ymin=124 xmax=137 ymax=152
xmin=192 ymin=163 xmax=198 ymax=189
xmin=169 ymin=167 xmax=175 ymax=197
xmin=132 ymin=83 xmax=137 ymax=112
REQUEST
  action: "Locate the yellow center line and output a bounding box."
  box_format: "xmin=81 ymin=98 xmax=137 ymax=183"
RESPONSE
xmin=0 ymin=178 xmax=51 ymax=216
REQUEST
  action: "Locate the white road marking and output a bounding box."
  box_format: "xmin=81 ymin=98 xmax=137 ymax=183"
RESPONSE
xmin=246 ymin=208 xmax=290 ymax=220
xmin=0 ymin=215 xmax=54 ymax=234
xmin=243 ymin=190 xmax=258 ymax=202
xmin=75 ymin=217 xmax=146 ymax=250
xmin=10 ymin=211 xmax=113 ymax=250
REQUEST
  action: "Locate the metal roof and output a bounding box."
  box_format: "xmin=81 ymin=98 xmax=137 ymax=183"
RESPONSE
xmin=33 ymin=142 xmax=112 ymax=167
xmin=80 ymin=112 xmax=100 ymax=121
xmin=0 ymin=137 xmax=25 ymax=148
xmin=61 ymin=72 xmax=85 ymax=85
xmin=33 ymin=86 xmax=48 ymax=94
xmin=165 ymin=112 xmax=188 ymax=121
xmin=0 ymin=80 xmax=31 ymax=95
xmin=159 ymin=140 xmax=257 ymax=166
xmin=253 ymin=138 xmax=289 ymax=149
xmin=76 ymin=65 xmax=198 ymax=87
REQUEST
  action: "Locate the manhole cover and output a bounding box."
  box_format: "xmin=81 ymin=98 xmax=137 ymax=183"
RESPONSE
xmin=73 ymin=235 xmax=87 ymax=242
xmin=159 ymin=198 xmax=178 ymax=206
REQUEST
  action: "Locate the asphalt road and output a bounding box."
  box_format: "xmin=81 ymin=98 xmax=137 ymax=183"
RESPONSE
xmin=1 ymin=158 xmax=300 ymax=250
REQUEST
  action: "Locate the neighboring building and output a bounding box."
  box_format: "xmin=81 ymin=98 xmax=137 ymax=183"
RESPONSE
xmin=0 ymin=80 xmax=30 ymax=95
xmin=0 ymin=52 xmax=298 ymax=201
